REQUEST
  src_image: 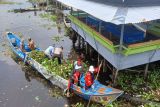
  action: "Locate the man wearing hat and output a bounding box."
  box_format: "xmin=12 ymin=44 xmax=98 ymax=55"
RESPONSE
xmin=73 ymin=57 xmax=83 ymax=72
xmin=65 ymin=57 xmax=84 ymax=97
xmin=85 ymin=65 xmax=101 ymax=90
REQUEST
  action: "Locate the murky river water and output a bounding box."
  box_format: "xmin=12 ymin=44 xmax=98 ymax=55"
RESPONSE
xmin=0 ymin=0 xmax=74 ymax=107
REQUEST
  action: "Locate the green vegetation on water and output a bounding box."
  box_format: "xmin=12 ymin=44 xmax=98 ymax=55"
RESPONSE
xmin=117 ymin=70 xmax=160 ymax=102
xmin=28 ymin=50 xmax=72 ymax=79
xmin=28 ymin=0 xmax=46 ymax=3
xmin=39 ymin=13 xmax=57 ymax=22
xmin=0 ymin=1 xmax=21 ymax=4
xmin=28 ymin=50 xmax=88 ymax=79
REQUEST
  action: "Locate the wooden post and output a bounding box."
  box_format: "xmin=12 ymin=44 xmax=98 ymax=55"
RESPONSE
xmin=56 ymin=1 xmax=57 ymax=7
xmin=109 ymin=32 xmax=112 ymax=40
xmin=89 ymin=45 xmax=92 ymax=59
xmin=80 ymin=36 xmax=82 ymax=49
xmin=82 ymin=37 xmax=85 ymax=49
xmin=119 ymin=24 xmax=125 ymax=52
xmin=99 ymin=21 xmax=102 ymax=34
xmin=46 ymin=0 xmax=48 ymax=6
xmin=144 ymin=63 xmax=149 ymax=79
xmin=98 ymin=53 xmax=100 ymax=65
xmin=113 ymin=69 xmax=119 ymax=86
xmin=85 ymin=42 xmax=88 ymax=55
xmin=78 ymin=35 xmax=80 ymax=51
xmin=103 ymin=58 xmax=106 ymax=72
xmin=61 ymin=3 xmax=63 ymax=10
xmin=71 ymin=7 xmax=73 ymax=15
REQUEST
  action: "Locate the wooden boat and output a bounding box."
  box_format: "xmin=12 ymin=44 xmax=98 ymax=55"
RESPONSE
xmin=28 ymin=57 xmax=123 ymax=104
xmin=63 ymin=16 xmax=71 ymax=28
xmin=7 ymin=32 xmax=39 ymax=60
xmin=7 ymin=32 xmax=123 ymax=104
xmin=13 ymin=8 xmax=41 ymax=13
xmin=70 ymin=75 xmax=123 ymax=104
xmin=27 ymin=58 xmax=68 ymax=89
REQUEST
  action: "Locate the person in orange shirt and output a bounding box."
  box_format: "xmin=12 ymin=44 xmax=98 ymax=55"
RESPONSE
xmin=85 ymin=65 xmax=101 ymax=90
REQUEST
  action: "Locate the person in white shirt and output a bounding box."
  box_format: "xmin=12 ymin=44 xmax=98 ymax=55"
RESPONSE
xmin=44 ymin=45 xmax=55 ymax=59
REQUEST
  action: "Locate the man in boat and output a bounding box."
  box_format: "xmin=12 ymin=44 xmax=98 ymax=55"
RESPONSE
xmin=44 ymin=45 xmax=55 ymax=59
xmin=65 ymin=57 xmax=84 ymax=97
xmin=73 ymin=57 xmax=83 ymax=72
xmin=53 ymin=46 xmax=63 ymax=64
xmin=85 ymin=64 xmax=102 ymax=90
xmin=20 ymin=38 xmax=28 ymax=62
xmin=28 ymin=37 xmax=35 ymax=50
xmin=20 ymin=38 xmax=25 ymax=52
xmin=73 ymin=58 xmax=83 ymax=84
xmin=44 ymin=45 xmax=63 ymax=64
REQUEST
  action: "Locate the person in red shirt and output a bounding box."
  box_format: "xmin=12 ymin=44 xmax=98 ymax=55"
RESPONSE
xmin=65 ymin=57 xmax=83 ymax=97
xmin=85 ymin=64 xmax=101 ymax=90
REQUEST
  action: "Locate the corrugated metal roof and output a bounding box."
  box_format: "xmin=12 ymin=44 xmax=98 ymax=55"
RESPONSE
xmin=57 ymin=0 xmax=160 ymax=25
xmin=86 ymin=0 xmax=160 ymax=7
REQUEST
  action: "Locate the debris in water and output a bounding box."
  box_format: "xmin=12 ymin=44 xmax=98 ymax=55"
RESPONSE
xmin=25 ymin=85 xmax=28 ymax=88
xmin=64 ymin=104 xmax=69 ymax=107
xmin=35 ymin=96 xmax=40 ymax=102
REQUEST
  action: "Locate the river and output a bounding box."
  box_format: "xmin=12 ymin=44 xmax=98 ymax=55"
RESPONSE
xmin=0 ymin=0 xmax=75 ymax=107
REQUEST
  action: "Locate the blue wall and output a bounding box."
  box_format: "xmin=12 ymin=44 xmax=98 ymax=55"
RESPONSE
xmin=86 ymin=16 xmax=144 ymax=44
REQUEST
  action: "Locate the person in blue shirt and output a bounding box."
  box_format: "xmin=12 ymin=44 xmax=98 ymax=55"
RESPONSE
xmin=44 ymin=45 xmax=55 ymax=59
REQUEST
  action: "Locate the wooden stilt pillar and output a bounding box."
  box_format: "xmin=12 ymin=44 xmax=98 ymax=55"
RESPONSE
xmin=46 ymin=0 xmax=48 ymax=6
xmin=89 ymin=45 xmax=92 ymax=59
xmin=72 ymin=32 xmax=76 ymax=49
xmin=80 ymin=36 xmax=82 ymax=49
xmin=78 ymin=35 xmax=80 ymax=51
xmin=85 ymin=42 xmax=88 ymax=55
xmin=144 ymin=63 xmax=149 ymax=79
xmin=82 ymin=38 xmax=85 ymax=49
xmin=56 ymin=1 xmax=57 ymax=7
xmin=60 ymin=3 xmax=62 ymax=10
xmin=113 ymin=69 xmax=119 ymax=86
xmin=109 ymin=32 xmax=112 ymax=40
xmin=98 ymin=53 xmax=100 ymax=65
xmin=103 ymin=58 xmax=106 ymax=72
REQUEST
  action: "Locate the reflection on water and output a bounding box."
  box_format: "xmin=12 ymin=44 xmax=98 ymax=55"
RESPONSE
xmin=0 ymin=0 xmax=73 ymax=107
xmin=0 ymin=59 xmax=69 ymax=107
xmin=21 ymin=63 xmax=65 ymax=98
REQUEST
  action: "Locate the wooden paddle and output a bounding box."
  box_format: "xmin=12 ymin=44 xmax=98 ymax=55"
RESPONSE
xmin=95 ymin=61 xmax=103 ymax=81
xmin=87 ymin=61 xmax=103 ymax=107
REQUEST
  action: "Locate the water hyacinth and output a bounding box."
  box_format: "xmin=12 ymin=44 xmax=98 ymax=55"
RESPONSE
xmin=28 ymin=50 xmax=74 ymax=79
